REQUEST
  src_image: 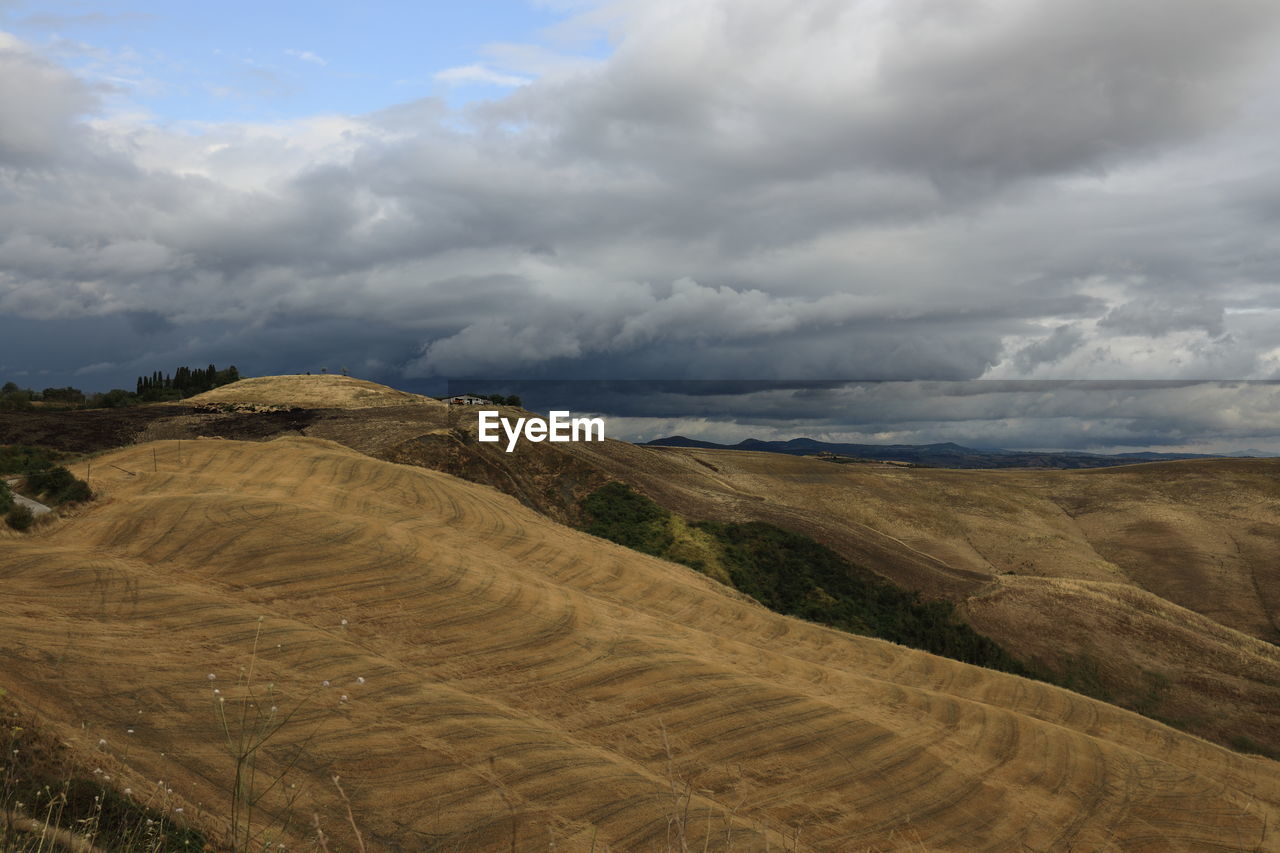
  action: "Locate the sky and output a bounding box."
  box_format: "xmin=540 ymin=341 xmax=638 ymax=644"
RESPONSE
xmin=5 ymin=1 xmax=1280 ymax=450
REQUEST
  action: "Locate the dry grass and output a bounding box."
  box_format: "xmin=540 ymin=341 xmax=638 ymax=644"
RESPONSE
xmin=1 ymin=436 xmax=1278 ymax=850
xmin=187 ymin=375 xmax=444 ymax=410
xmin=516 ymin=439 xmax=1280 ymax=756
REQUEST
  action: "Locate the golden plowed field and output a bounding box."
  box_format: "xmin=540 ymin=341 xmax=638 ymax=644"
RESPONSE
xmin=188 ymin=374 xmax=443 ymax=409
xmin=2 ymin=436 xmax=1279 ymax=850
xmin=503 ymin=440 xmax=1280 ymax=756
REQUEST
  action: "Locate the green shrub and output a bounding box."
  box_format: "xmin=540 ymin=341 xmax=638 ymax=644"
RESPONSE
xmin=25 ymin=465 xmax=92 ymax=506
xmin=6 ymin=504 xmax=34 ymax=531
xmin=581 ymin=481 xmax=674 ymax=556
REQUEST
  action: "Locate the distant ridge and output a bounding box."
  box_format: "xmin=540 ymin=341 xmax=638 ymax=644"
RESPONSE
xmin=645 ymin=435 xmax=1238 ymax=469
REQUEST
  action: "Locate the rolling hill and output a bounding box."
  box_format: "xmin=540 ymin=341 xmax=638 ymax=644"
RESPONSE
xmin=4 ymin=435 xmax=1280 ymax=850
xmin=365 ymin=406 xmax=1280 ymax=759
xmin=12 ymin=377 xmax=1274 ymax=759
xmin=187 ymin=374 xmax=443 ymax=410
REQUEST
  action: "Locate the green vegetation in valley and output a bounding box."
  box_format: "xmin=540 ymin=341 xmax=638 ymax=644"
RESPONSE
xmin=582 ymin=481 xmax=674 ymax=556
xmin=580 ymin=482 xmax=1280 ymax=759
xmin=580 ymin=481 xmax=1032 ymax=677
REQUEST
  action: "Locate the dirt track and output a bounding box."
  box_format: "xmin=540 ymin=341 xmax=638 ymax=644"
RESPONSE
xmin=2 ymin=436 xmax=1278 ymax=851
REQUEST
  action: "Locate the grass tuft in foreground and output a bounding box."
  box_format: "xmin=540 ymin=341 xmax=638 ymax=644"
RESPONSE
xmin=0 ymin=690 xmax=207 ymax=852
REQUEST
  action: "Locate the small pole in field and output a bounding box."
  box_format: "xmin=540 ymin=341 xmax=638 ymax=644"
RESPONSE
xmin=153 ymin=448 xmax=158 ymax=473
xmin=86 ymin=458 xmax=91 ymax=486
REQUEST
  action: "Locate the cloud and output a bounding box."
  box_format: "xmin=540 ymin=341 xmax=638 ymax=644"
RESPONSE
xmin=1099 ymin=296 xmax=1225 ymax=337
xmin=455 ymin=379 xmax=1280 ymax=452
xmin=3 ymin=0 xmax=1280 ymax=431
xmin=434 ymin=64 xmax=531 ymax=88
xmin=0 ymin=31 xmax=98 ymax=163
xmin=284 ymin=49 xmax=327 ymax=66
xmin=1012 ymin=325 xmax=1087 ymax=372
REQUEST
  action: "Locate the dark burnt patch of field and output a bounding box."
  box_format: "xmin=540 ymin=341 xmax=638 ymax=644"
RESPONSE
xmin=180 ymin=407 xmax=321 ymax=439
xmin=0 ymin=405 xmax=193 ymax=453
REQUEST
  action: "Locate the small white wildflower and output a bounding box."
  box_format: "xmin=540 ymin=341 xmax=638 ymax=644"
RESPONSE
xmin=124 ymin=788 xmax=132 ymax=795
xmin=175 ymin=806 xmax=184 ymax=814
xmin=127 ymin=728 xmax=134 ymax=734
xmin=270 ymin=706 xmax=278 ymax=713
xmin=340 ymin=618 xmax=348 ymax=626
xmin=356 ymin=676 xmax=365 ymax=685
xmin=97 ymin=738 xmax=107 ymax=747
xmin=104 ymin=775 xmax=111 ymax=781
xmin=207 ymin=673 xmax=216 ymax=681
xmin=322 ymin=680 xmax=330 ymax=687
xmin=93 ymin=768 xmax=103 ymax=775
xmin=212 ymin=688 xmax=220 ymax=695
xmin=340 ymin=694 xmax=348 ymax=702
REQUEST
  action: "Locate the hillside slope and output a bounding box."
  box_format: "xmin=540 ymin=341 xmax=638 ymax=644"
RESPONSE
xmin=31 ymin=378 xmax=1278 ymax=760
xmin=368 ymin=418 xmax=1280 ymax=758
xmin=2 ymin=436 xmax=1279 ymax=851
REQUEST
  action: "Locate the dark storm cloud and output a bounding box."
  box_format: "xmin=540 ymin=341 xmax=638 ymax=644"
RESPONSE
xmin=1098 ymin=297 xmax=1225 ymax=337
xmin=1012 ymin=325 xmax=1086 ymax=372
xmin=124 ymin=309 xmax=174 ymax=336
xmin=570 ymin=380 xmax=1280 ymax=454
xmin=4 ymin=0 xmax=1280 ymax=451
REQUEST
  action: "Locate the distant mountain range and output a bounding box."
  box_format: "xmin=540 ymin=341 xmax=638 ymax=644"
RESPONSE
xmin=645 ymin=436 xmax=1264 ymax=469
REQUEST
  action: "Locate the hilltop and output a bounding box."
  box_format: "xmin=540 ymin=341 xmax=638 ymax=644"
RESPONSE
xmin=187 ymin=374 xmax=444 ymax=410
xmin=3 ymin=435 xmax=1279 ymax=850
